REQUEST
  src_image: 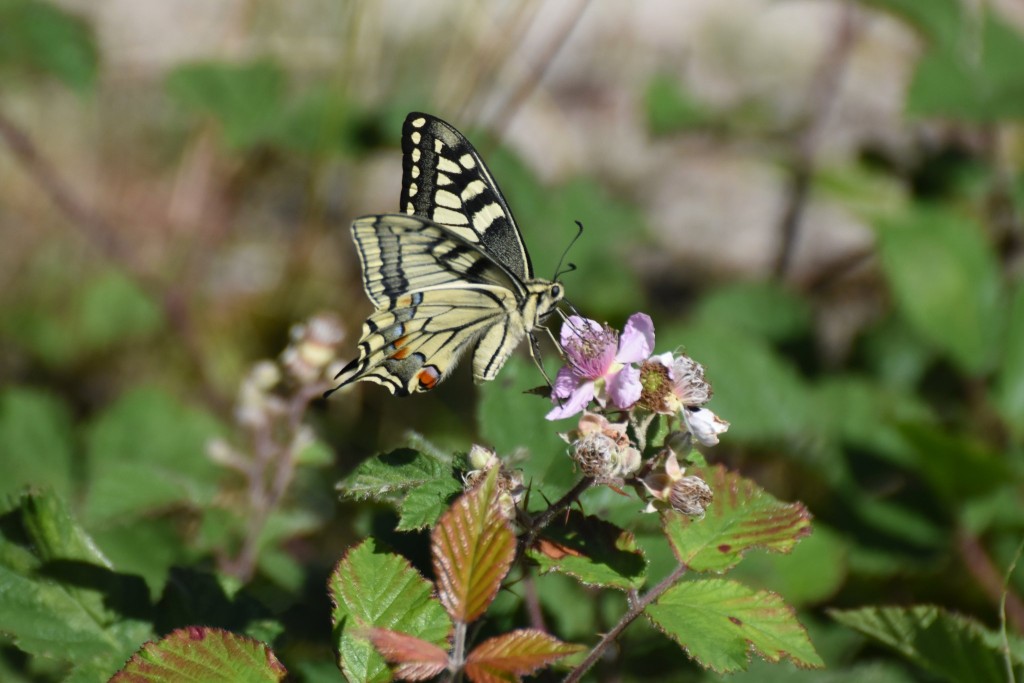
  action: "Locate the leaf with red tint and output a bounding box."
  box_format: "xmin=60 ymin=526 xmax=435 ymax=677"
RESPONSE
xmin=110 ymin=627 xmax=286 ymax=682
xmin=365 ymin=628 xmax=449 ymax=681
xmin=663 ymin=465 xmax=812 ymax=573
xmin=464 ymin=629 xmax=583 ymax=683
xmin=432 ymin=468 xmax=515 ymax=622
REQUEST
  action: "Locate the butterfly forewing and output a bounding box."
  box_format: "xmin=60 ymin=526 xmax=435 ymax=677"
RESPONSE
xmin=401 ymin=113 xmax=532 ymax=280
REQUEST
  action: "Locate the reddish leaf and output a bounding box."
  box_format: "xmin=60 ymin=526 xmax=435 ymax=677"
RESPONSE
xmin=110 ymin=627 xmax=286 ymax=682
xmin=664 ymin=465 xmax=812 ymax=573
xmin=464 ymin=629 xmax=583 ymax=683
xmin=366 ymin=628 xmax=449 ymax=681
xmin=432 ymin=468 xmax=515 ymax=622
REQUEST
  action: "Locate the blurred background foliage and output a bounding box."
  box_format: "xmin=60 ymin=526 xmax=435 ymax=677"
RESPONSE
xmin=1 ymin=0 xmax=1024 ymax=680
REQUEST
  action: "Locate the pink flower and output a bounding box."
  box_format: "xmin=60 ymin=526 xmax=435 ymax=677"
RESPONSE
xmin=546 ymin=313 xmax=654 ymax=420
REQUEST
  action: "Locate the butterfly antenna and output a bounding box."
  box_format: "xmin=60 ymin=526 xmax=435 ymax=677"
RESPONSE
xmin=552 ymin=221 xmax=585 ymax=281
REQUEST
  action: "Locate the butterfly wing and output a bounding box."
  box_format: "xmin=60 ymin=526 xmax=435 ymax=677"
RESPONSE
xmin=330 ymin=213 xmax=528 ymax=396
xmin=401 ymin=112 xmax=533 ymax=280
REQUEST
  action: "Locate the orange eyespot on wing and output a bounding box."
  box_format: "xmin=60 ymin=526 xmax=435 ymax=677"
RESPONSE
xmin=417 ymin=366 xmax=440 ymax=391
xmin=389 ymin=335 xmax=410 ymax=359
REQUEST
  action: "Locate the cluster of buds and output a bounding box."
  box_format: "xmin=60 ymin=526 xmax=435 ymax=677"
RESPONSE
xmin=547 ymin=313 xmax=728 ymax=516
xmin=280 ymin=313 xmax=346 ymax=385
xmin=464 ymin=445 xmax=526 ymax=521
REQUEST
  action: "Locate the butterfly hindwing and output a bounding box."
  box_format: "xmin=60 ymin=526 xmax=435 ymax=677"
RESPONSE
xmin=332 ymin=213 xmax=530 ymax=396
xmin=401 ymin=112 xmax=532 ymax=280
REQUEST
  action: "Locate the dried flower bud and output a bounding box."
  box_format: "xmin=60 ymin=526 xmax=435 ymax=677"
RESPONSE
xmin=563 ymin=412 xmax=641 ymax=484
xmin=640 ymin=451 xmax=713 ymax=516
xmin=463 ymin=446 xmax=524 ymax=520
xmin=669 ymin=475 xmax=713 ymax=516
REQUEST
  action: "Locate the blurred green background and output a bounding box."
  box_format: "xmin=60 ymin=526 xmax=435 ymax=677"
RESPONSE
xmin=2 ymin=0 xmax=1023 ymax=681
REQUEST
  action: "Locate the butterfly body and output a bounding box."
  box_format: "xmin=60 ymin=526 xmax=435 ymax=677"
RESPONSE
xmin=329 ymin=113 xmax=564 ymax=397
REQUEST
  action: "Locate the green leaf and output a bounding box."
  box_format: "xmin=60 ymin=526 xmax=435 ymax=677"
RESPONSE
xmin=811 ymin=376 xmax=932 ymax=468
xmin=830 ymin=605 xmax=1024 ymax=682
xmin=896 ymin=422 xmax=1015 ymax=505
xmin=874 ymin=206 xmax=1002 ymax=375
xmin=330 ymin=539 xmax=451 ymax=683
xmin=527 ymin=511 xmax=647 ymax=591
xmin=79 ymin=270 xmax=163 ymax=350
xmin=337 ymin=448 xmax=451 ymax=501
xmin=1 ymin=265 xmax=163 ymax=367
xmin=82 ymin=387 xmax=223 ymax=525
xmin=167 ymin=60 xmax=286 ymax=150
xmin=692 ymin=281 xmax=812 ymax=343
xmin=646 ymin=578 xmax=823 ymax=672
xmin=663 ymin=465 xmax=813 ymax=573
xmin=0 ymin=491 xmax=154 ymax=678
xmin=0 ymin=0 xmax=97 ymax=91
xmin=995 ymin=276 xmax=1024 ymax=441
xmin=907 ymin=13 xmax=1024 ymax=121
xmin=0 ymin=387 xmax=74 ymax=498
xmin=110 ymin=627 xmax=287 ymax=682
xmin=395 ymin=477 xmax=463 ymax=531
xmin=645 ymin=73 xmax=713 ymax=135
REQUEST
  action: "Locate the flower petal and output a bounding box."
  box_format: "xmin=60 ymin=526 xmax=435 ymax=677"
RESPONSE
xmin=684 ymin=408 xmax=730 ymax=446
xmin=607 ymin=364 xmax=641 ymax=409
xmin=546 ymin=381 xmax=595 ymax=421
xmin=551 ymin=366 xmax=581 ymax=400
xmin=616 ymin=313 xmax=655 ymax=363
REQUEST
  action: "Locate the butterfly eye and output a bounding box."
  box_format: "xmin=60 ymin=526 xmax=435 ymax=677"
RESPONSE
xmin=551 ymin=285 xmax=562 ymax=299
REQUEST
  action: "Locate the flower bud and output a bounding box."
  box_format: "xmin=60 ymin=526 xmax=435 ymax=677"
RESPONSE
xmin=669 ymin=475 xmax=713 ymax=516
xmin=684 ymin=407 xmax=730 ymax=446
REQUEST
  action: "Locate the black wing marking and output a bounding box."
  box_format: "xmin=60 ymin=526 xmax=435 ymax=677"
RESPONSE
xmin=350 ymin=214 xmax=526 ymax=307
xmin=400 ymin=112 xmax=532 ymax=280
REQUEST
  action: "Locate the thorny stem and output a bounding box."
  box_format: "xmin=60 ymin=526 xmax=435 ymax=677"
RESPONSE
xmin=563 ymin=562 xmax=688 ymax=683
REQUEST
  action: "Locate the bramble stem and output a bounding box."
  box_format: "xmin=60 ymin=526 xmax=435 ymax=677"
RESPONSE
xmin=563 ymin=562 xmax=688 ymax=683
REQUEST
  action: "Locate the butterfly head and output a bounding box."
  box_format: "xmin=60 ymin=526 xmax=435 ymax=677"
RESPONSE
xmin=527 ymin=279 xmax=565 ymax=324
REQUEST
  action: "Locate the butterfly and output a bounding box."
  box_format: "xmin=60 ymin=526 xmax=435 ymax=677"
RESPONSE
xmin=326 ymin=112 xmax=566 ymax=397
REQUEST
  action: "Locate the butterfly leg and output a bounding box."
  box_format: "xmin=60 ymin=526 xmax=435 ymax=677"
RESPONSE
xmin=528 ymin=331 xmax=556 ymax=390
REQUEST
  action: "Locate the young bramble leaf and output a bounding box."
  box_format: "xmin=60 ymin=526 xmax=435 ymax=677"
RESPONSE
xmin=527 ymin=510 xmax=647 ymax=591
xmin=432 ymin=468 xmax=515 ymax=623
xmin=464 ymin=629 xmax=584 ymax=682
xmin=110 ymin=627 xmax=286 ymax=682
xmin=663 ymin=465 xmax=812 ymax=573
xmin=330 ymin=539 xmax=451 ymax=683
xmin=830 ymin=605 xmax=1024 ymax=682
xmin=645 ymin=578 xmax=823 ymax=673
xmin=365 ymin=628 xmax=449 ymax=681
xmin=338 ymin=448 xmax=452 ymax=500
